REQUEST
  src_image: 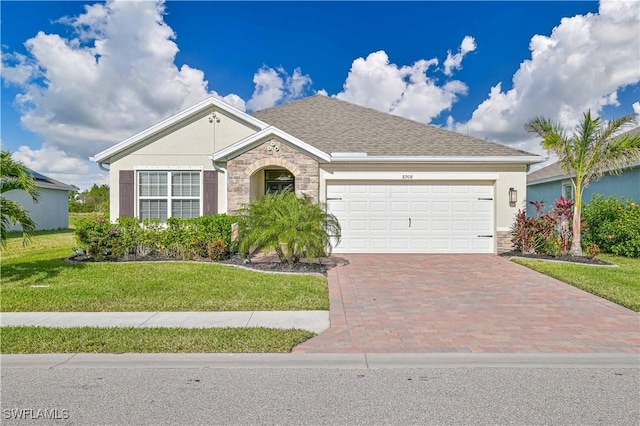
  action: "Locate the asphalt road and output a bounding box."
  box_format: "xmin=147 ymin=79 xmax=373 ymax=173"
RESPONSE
xmin=2 ymin=357 xmax=639 ymax=425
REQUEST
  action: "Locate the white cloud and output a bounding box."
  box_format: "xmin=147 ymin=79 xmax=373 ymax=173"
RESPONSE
xmin=246 ymin=66 xmax=312 ymax=111
xmin=335 ymin=49 xmax=469 ymax=124
xmin=443 ymin=36 xmax=477 ymax=76
xmin=1 ymin=0 xmax=243 ymax=170
xmin=633 ymin=102 xmax=640 ymax=126
xmin=11 ymin=145 xmax=106 ymax=190
xmin=454 ymin=0 xmax=640 ymax=150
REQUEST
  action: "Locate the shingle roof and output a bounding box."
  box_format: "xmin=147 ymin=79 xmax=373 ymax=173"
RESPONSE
xmin=251 ymin=95 xmax=536 ymax=158
xmin=527 ymin=162 xmax=566 ymax=183
xmin=28 ymin=170 xmax=76 ymax=191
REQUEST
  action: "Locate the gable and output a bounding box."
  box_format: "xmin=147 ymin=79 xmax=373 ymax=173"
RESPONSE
xmin=92 ymin=97 xmax=268 ymax=164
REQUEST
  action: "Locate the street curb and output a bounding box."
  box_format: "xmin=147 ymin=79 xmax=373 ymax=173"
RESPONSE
xmin=2 ymin=353 xmax=638 ymax=369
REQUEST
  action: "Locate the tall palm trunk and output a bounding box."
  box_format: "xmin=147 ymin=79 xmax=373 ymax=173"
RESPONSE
xmin=570 ymin=180 xmax=583 ymax=256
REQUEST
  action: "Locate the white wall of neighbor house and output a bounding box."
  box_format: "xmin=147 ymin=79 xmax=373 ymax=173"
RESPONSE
xmin=319 ymin=162 xmax=528 ymax=247
xmin=4 ymin=187 xmax=70 ymax=231
xmin=107 ymin=106 xmax=258 ymax=219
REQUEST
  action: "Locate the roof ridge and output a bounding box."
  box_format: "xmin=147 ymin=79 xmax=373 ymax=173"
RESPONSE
xmin=255 ymin=95 xmax=536 ymax=156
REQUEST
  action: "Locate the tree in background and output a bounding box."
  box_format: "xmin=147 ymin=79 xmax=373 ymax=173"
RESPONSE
xmin=70 ymin=184 xmax=110 ymax=213
xmin=525 ymin=111 xmax=640 ymax=256
xmin=0 ymin=151 xmax=40 ymax=247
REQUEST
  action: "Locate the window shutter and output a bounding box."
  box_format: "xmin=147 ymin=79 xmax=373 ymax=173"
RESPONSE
xmin=119 ymin=170 xmax=135 ymax=217
xmin=203 ymin=171 xmax=218 ymax=215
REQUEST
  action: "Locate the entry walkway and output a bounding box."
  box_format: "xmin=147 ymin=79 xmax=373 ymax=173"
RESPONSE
xmin=0 ymin=311 xmax=329 ymax=333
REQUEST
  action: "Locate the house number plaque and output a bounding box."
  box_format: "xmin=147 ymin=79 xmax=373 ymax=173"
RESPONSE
xmin=402 ymin=174 xmax=413 ymax=179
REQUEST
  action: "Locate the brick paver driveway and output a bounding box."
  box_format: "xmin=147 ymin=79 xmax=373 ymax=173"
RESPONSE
xmin=294 ymin=254 xmax=639 ymax=353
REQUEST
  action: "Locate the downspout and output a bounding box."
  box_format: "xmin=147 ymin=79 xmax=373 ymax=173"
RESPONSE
xmin=97 ymin=162 xmax=110 ymax=172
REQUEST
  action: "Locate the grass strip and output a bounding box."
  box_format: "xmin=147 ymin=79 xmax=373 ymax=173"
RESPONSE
xmin=512 ymin=254 xmax=640 ymax=312
xmin=0 ymin=326 xmax=315 ymax=354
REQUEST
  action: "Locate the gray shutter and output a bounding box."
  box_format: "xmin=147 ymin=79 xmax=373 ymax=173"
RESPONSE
xmin=203 ymin=171 xmax=218 ymax=215
xmin=119 ymin=170 xmax=135 ymax=217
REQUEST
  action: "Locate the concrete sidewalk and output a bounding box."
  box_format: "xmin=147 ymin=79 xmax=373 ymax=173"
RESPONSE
xmin=0 ymin=311 xmax=329 ymax=333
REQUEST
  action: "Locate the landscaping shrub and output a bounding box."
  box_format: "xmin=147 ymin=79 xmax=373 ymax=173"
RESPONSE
xmin=510 ymin=196 xmax=574 ymax=256
xmin=74 ymin=214 xmax=235 ymax=261
xmin=236 ymin=191 xmax=341 ymax=264
xmin=74 ymin=216 xmax=118 ymax=261
xmin=583 ymin=195 xmax=640 ymax=258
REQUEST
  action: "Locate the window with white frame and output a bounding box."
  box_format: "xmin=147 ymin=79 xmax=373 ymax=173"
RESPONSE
xmin=138 ymin=171 xmax=201 ymax=220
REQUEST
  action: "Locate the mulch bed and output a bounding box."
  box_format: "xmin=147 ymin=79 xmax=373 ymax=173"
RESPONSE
xmin=65 ymin=252 xmax=331 ymax=274
xmin=500 ymin=250 xmax=614 ymax=266
xmin=221 ymin=254 xmax=329 ymax=274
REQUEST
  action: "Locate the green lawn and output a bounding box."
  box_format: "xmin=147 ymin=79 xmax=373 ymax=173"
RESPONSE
xmin=512 ymin=254 xmax=640 ymax=312
xmin=1 ymin=230 xmax=328 ymax=312
xmin=0 ymin=326 xmax=315 ymax=353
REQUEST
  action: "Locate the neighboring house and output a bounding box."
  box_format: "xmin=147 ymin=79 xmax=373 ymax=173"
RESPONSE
xmin=3 ymin=171 xmax=76 ymax=231
xmin=91 ymin=95 xmax=544 ymax=254
xmin=526 ymin=159 xmax=640 ymax=217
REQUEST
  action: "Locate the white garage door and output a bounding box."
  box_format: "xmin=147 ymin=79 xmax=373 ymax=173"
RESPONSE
xmin=327 ymin=183 xmax=494 ymax=253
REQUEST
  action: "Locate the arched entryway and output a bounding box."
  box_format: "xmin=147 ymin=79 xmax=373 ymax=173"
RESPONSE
xmin=249 ymin=167 xmax=296 ymax=201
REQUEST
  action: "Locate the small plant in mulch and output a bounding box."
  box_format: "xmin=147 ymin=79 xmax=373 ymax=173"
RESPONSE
xmin=508 ymin=197 xmax=617 ymax=265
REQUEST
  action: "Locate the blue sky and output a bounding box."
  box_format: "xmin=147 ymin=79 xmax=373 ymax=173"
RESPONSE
xmin=1 ymin=0 xmax=639 ymax=189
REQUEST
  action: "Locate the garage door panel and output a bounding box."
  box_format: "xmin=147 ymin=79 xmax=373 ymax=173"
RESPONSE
xmin=370 ymin=238 xmax=390 ymax=249
xmin=410 ymin=201 xmax=429 ymax=213
xmin=452 ymin=201 xmax=471 ymax=212
xmin=452 ymin=220 xmax=471 ymax=231
xmin=473 ymin=220 xmax=492 ymax=232
xmin=348 ymin=201 xmax=367 ymax=212
xmin=370 ymin=220 xmax=388 ymax=231
xmin=349 ymin=220 xmax=368 ymax=231
xmin=410 ymin=219 xmax=428 ymax=231
xmin=390 ymin=201 xmax=409 ymax=213
xmin=432 ymin=186 xmax=450 ymax=194
xmin=370 ymin=201 xmax=388 ymax=213
xmin=432 ymin=220 xmax=450 ymax=231
xmin=328 ymin=183 xmax=494 ymax=254
xmin=390 ymin=219 xmax=408 ymax=231
xmin=432 ymin=202 xmax=450 ymax=213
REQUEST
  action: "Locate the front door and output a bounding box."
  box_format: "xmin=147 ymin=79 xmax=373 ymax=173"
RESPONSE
xmin=265 ymin=170 xmax=294 ymax=194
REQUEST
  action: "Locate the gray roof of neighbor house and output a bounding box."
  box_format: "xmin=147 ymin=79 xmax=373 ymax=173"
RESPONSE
xmin=28 ymin=171 xmax=76 ymax=191
xmin=527 ymin=127 xmax=640 ymax=184
xmin=252 ymin=95 xmax=536 ymax=158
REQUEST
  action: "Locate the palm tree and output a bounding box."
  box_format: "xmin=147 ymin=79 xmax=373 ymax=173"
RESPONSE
xmin=525 ymin=111 xmax=640 ymax=256
xmin=236 ymin=190 xmax=341 ymax=264
xmin=1 ymin=151 xmax=40 ymax=247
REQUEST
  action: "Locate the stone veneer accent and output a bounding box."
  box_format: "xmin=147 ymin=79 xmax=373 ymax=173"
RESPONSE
xmin=226 ymin=138 xmax=319 ymax=212
xmin=496 ymin=230 xmax=513 ymax=254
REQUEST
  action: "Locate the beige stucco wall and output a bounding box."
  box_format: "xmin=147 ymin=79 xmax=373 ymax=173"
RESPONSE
xmin=320 ymin=162 xmax=528 ymax=253
xmin=108 ymin=106 xmax=258 ymax=219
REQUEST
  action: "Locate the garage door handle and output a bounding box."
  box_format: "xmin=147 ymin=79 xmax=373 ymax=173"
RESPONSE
xmin=326 ymin=197 xmax=342 ymax=201
xmin=478 ymin=235 xmax=493 ymax=238
xmin=477 ymin=198 xmax=493 ymax=200
xmin=409 ymin=218 xmax=411 ymax=228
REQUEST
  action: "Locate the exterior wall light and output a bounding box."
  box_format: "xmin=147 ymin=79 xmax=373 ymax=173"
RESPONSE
xmin=509 ymin=187 xmax=517 ymax=206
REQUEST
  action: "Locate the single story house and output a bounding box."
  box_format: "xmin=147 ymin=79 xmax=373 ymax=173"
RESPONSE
xmin=3 ymin=171 xmax=76 ymax=231
xmin=526 ymin=160 xmax=640 ymax=217
xmin=91 ymin=95 xmax=544 ymax=254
